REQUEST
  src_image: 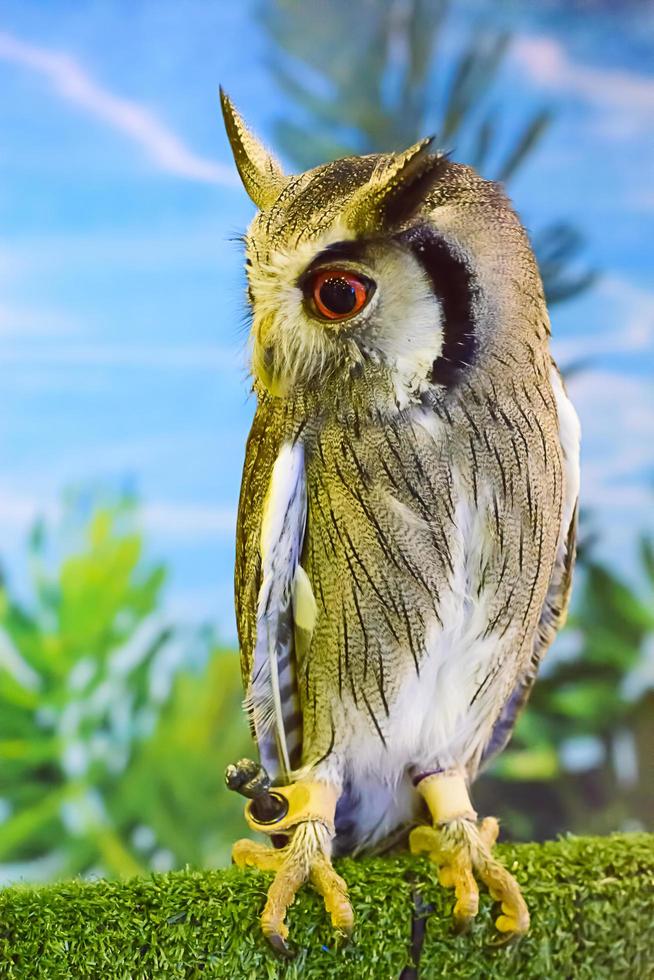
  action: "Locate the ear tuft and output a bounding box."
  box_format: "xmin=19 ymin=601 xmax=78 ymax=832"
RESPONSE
xmin=348 ymin=137 xmax=448 ymax=231
xmin=219 ymin=88 xmax=287 ymax=210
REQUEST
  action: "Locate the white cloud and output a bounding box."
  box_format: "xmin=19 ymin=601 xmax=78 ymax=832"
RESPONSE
xmin=579 ymin=483 xmax=652 ymax=513
xmin=624 ymin=191 xmax=654 ymax=213
xmin=142 ymin=501 xmax=236 ymax=537
xmin=0 ymin=490 xmax=236 ymax=541
xmin=0 ymin=490 xmax=54 ymax=526
xmin=0 ymin=303 xmax=80 ymax=338
xmin=552 ymin=276 xmax=654 ymax=364
xmin=0 ymin=31 xmax=237 ymax=186
xmin=0 ymin=244 xmax=20 ymax=280
xmin=511 ymin=34 xmax=654 ymax=156
xmin=512 ymin=35 xmax=654 ymax=126
xmin=0 ymin=222 xmax=245 ymax=277
xmin=565 ymin=368 xmax=654 ymax=583
xmin=567 ymin=369 xmax=654 ymax=510
xmin=0 ymin=342 xmax=243 ymax=370
xmin=167 ymin=582 xmax=237 ymax=636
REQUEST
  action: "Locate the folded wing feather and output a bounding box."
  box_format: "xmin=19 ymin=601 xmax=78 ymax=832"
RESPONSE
xmin=246 ymin=441 xmax=308 ymax=780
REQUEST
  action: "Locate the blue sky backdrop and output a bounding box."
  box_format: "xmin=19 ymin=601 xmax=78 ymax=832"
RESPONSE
xmin=1 ymin=0 xmax=653 ymax=641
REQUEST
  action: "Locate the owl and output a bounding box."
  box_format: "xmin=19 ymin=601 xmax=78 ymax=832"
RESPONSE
xmin=221 ymin=90 xmax=580 ymax=955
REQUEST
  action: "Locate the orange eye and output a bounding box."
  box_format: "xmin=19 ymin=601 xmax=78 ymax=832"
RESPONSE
xmin=310 ymin=269 xmax=373 ymax=321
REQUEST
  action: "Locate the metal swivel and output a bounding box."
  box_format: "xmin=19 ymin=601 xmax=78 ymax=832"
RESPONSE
xmin=225 ymin=758 xmax=289 ymax=824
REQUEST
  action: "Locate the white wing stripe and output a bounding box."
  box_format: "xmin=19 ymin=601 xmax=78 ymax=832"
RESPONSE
xmin=248 ymin=440 xmax=306 ymax=779
xmin=550 ymin=366 xmax=581 ymax=550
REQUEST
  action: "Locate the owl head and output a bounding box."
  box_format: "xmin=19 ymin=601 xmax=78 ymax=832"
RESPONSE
xmin=221 ymin=91 xmax=545 ymax=405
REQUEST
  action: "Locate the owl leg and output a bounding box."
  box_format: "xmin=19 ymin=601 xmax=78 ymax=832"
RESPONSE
xmin=409 ymin=771 xmax=529 ymax=938
xmin=231 ymin=779 xmax=352 ymax=955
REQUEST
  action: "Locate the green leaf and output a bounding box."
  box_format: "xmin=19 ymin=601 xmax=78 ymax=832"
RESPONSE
xmin=491 ymin=746 xmax=560 ymax=781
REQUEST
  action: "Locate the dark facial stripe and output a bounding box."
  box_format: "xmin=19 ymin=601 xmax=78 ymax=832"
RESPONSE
xmin=397 ymin=224 xmax=478 ymax=389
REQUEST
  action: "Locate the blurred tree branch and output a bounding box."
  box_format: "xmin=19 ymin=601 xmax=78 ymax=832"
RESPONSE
xmin=262 ymin=0 xmax=597 ymax=306
xmin=0 ymin=491 xmax=249 ymax=880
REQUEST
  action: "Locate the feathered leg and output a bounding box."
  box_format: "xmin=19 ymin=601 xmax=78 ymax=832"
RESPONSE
xmin=409 ymin=770 xmax=529 ymax=937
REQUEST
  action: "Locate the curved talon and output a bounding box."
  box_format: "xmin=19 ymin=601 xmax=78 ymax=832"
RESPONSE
xmin=410 ymin=816 xmax=528 ymax=938
xmin=310 ymin=855 xmax=355 ymax=936
xmin=232 ymin=820 xmax=352 ymax=954
xmin=260 ymin=851 xmax=306 ymax=954
xmin=411 ymin=823 xmax=479 ymax=930
xmin=266 ymin=932 xmax=294 ymax=958
xmin=450 ymin=848 xmax=479 ymax=929
xmin=476 ymin=851 xmax=530 ymax=936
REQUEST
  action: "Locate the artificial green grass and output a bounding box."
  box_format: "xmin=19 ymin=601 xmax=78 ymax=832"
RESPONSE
xmin=0 ymin=833 xmax=652 ymax=979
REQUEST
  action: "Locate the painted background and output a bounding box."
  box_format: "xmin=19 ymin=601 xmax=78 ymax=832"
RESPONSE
xmin=0 ymin=0 xmax=652 ymax=883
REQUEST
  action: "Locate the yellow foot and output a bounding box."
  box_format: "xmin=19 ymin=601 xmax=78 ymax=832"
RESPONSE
xmin=233 ymin=823 xmax=353 ymax=955
xmin=410 ymin=816 xmax=529 ymax=938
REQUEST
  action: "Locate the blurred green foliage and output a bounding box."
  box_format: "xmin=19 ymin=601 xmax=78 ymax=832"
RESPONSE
xmin=0 ymin=490 xmax=651 ymax=884
xmin=262 ymin=0 xmax=596 ymax=305
xmin=0 ymin=494 xmax=249 ymax=883
xmin=478 ymin=539 xmax=654 ymax=839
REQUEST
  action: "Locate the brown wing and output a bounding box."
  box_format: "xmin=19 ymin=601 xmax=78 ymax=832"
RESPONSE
xmin=234 ymin=394 xmax=285 ymax=692
xmin=480 ymin=502 xmax=578 ymax=768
